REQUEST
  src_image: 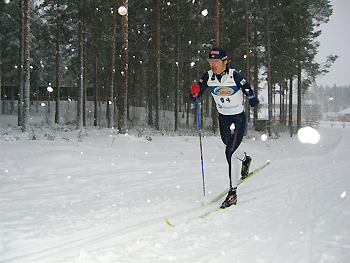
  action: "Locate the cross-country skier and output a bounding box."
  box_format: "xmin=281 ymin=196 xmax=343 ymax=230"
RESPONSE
xmin=190 ymin=47 xmax=259 ymax=208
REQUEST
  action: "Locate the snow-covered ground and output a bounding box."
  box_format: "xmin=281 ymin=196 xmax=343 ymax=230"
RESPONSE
xmin=0 ymin=117 xmax=349 ymax=263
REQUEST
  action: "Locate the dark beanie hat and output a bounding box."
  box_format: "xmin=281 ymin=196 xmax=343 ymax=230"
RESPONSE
xmin=208 ymin=47 xmax=227 ymax=60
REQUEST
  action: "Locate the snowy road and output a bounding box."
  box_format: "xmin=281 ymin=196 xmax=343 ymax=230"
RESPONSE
xmin=0 ymin=121 xmax=349 ymax=262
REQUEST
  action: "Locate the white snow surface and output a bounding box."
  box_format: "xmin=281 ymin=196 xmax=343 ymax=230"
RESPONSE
xmin=0 ymin=119 xmax=349 ymax=263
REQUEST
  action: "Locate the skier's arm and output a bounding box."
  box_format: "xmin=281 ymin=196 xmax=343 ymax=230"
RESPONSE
xmin=233 ymin=71 xmax=259 ymax=107
xmin=189 ymin=72 xmax=209 ymax=102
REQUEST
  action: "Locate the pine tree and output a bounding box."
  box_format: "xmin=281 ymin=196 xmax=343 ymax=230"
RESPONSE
xmin=22 ymin=0 xmax=30 ymax=132
xmin=118 ymin=0 xmax=129 ymax=134
xmin=54 ymin=0 xmax=60 ymax=124
xmin=107 ymin=4 xmax=117 ymax=129
xmin=76 ymin=0 xmax=84 ymax=130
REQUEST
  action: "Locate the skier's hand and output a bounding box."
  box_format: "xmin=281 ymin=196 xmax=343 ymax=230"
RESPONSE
xmin=191 ymin=83 xmax=200 ymax=97
xmin=249 ymin=96 xmax=259 ymax=107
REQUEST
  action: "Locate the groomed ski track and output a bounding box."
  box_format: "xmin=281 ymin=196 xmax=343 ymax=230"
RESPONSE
xmin=0 ymin=122 xmax=349 ymax=262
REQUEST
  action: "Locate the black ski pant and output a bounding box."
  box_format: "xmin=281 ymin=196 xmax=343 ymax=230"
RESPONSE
xmin=218 ymin=112 xmax=247 ymax=187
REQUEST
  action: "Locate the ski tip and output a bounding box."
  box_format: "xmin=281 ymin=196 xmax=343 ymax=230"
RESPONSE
xmin=267 ymin=159 xmax=271 ymax=163
xmin=165 ymin=217 xmax=174 ymax=227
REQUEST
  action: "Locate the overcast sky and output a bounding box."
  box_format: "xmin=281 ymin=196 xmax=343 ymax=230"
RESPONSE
xmin=315 ymin=0 xmax=350 ymax=87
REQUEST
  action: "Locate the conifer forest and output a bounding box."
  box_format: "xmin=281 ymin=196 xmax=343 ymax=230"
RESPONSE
xmin=1 ymin=0 xmax=346 ymax=135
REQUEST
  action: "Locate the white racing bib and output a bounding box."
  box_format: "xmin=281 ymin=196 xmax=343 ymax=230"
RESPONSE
xmin=207 ymin=69 xmax=244 ymax=115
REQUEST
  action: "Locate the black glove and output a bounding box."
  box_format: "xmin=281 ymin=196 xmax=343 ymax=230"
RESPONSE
xmin=249 ymin=96 xmax=259 ymax=107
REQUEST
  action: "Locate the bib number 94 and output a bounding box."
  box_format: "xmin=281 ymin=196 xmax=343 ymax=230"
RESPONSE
xmin=220 ymin=98 xmax=231 ymax=103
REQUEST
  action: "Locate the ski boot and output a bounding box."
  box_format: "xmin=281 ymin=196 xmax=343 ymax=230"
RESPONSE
xmin=220 ymin=187 xmax=237 ymax=209
xmin=240 ymin=153 xmax=252 ymax=180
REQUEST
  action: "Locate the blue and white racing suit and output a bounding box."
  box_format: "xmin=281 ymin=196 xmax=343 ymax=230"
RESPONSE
xmin=191 ymin=67 xmax=259 ymax=187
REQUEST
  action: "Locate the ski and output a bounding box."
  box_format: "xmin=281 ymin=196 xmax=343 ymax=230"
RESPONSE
xmin=165 ymin=217 xmax=174 ymax=227
xmin=199 ymin=197 xmax=258 ymax=219
xmin=205 ymin=160 xmax=270 ymax=205
xmin=165 ymin=161 xmax=270 ymax=227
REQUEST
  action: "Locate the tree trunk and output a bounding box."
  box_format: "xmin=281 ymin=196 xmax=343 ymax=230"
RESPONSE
xmin=18 ymin=1 xmax=23 ymax=127
xmin=118 ymin=0 xmax=128 ymax=134
xmin=265 ymin=0 xmax=272 ymax=136
xmin=212 ymin=0 xmax=219 ymax=133
xmin=289 ymin=76 xmax=293 ymax=137
xmin=107 ymin=5 xmax=117 ymax=128
xmin=174 ymin=0 xmax=180 ymax=132
xmin=296 ymin=7 xmax=302 ymax=132
xmin=147 ymin=37 xmax=153 ymax=127
xmin=245 ymin=5 xmax=250 ymax=123
xmin=83 ymin=36 xmax=87 ymax=127
xmin=155 ymin=0 xmax=161 ymax=130
xmin=253 ymin=28 xmax=259 ymax=123
xmin=93 ymin=2 xmax=98 ymax=127
xmin=279 ymin=84 xmax=283 ymax=123
xmin=76 ymin=0 xmax=84 ymax=130
xmin=297 ymin=40 xmax=302 ymax=130
xmin=0 ymin=47 xmax=2 ymax=115
xmin=22 ymin=0 xmax=30 ymax=132
xmin=214 ymin=0 xmax=219 ymax=46
xmin=55 ymin=1 xmax=60 ymax=124
xmin=297 ymin=61 xmax=302 ymax=131
xmin=284 ymin=81 xmax=288 ymax=126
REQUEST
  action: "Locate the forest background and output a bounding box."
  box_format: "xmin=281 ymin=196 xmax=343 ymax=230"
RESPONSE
xmin=0 ymin=0 xmax=349 ymax=136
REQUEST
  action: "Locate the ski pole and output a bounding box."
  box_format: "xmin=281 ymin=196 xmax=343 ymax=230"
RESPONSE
xmin=196 ymin=96 xmax=206 ymax=196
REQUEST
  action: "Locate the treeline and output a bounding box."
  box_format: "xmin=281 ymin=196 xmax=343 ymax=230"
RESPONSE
xmin=305 ymin=84 xmax=350 ymax=116
xmin=0 ymin=0 xmax=337 ymax=134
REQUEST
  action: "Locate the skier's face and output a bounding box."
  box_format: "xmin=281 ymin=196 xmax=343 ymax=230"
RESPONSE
xmin=209 ymin=59 xmax=227 ymax=74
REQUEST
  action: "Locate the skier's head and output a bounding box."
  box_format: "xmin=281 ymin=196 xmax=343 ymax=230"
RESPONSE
xmin=208 ymin=47 xmax=228 ymax=74
xmin=208 ymin=47 xmax=227 ymax=61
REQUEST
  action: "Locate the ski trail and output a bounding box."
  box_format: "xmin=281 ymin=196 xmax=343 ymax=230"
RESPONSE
xmin=266 ymin=187 xmax=301 ymax=262
xmin=314 ymin=210 xmax=350 ymax=262
xmin=301 ymin=182 xmax=315 ymax=263
xmin=313 ymin=198 xmax=349 ymax=262
xmin=245 ymin=160 xmax=348 ymax=203
xmin=1 ymin=201 xmax=220 ymax=262
xmin=1 ymin=215 xmax=169 ymax=263
xmin=164 ymin=202 xmax=219 ymax=226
